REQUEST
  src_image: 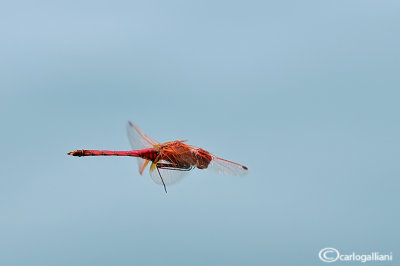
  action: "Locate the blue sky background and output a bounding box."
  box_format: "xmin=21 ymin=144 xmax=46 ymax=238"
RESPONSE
xmin=1 ymin=0 xmax=399 ymax=265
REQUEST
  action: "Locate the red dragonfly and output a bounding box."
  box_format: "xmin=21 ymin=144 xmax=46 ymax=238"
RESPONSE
xmin=68 ymin=122 xmax=248 ymax=192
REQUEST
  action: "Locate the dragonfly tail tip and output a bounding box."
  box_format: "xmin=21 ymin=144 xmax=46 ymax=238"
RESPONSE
xmin=68 ymin=150 xmax=84 ymax=157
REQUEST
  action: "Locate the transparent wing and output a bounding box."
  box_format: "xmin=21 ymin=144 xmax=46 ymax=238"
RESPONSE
xmin=126 ymin=121 xmax=159 ymax=174
xmin=208 ymin=156 xmax=248 ymax=176
xmin=149 ymin=161 xmax=189 ymax=185
xmin=127 ymin=121 xmax=159 ymax=148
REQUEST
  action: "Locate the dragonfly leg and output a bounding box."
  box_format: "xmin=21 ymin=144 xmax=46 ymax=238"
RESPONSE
xmin=157 ymin=162 xmax=193 ymax=171
xmin=155 ymin=162 xmax=192 ymax=193
xmin=156 ymin=166 xmax=167 ymax=193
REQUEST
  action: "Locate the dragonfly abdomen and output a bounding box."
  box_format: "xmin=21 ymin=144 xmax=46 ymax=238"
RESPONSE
xmin=136 ymin=148 xmax=159 ymax=161
xmin=68 ymin=148 xmax=159 ymax=160
xmin=68 ymin=150 xmax=140 ymax=156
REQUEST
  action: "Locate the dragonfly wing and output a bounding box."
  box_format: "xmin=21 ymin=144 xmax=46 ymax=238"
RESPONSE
xmin=208 ymin=156 xmax=248 ymax=176
xmin=127 ymin=122 xmax=159 ymax=174
xmin=127 ymin=121 xmax=159 ymax=148
xmin=149 ymin=161 xmax=188 ymax=185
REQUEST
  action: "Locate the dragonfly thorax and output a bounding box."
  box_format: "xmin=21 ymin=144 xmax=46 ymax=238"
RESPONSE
xmin=157 ymin=141 xmax=212 ymax=170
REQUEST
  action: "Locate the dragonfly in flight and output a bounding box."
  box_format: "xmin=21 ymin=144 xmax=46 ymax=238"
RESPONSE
xmin=68 ymin=122 xmax=248 ymax=192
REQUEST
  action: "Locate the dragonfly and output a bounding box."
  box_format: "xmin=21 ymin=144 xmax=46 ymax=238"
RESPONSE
xmin=68 ymin=122 xmax=248 ymax=192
